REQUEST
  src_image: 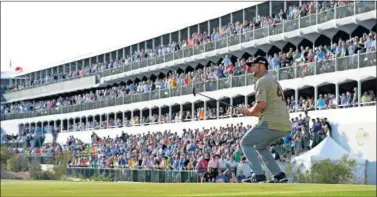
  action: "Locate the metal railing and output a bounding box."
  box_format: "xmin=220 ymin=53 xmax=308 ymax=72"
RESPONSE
xmin=5 ymin=2 xmax=375 ymax=93
xmin=2 ymin=52 xmax=376 ymax=121
xmin=66 ymin=167 xmax=199 ymax=183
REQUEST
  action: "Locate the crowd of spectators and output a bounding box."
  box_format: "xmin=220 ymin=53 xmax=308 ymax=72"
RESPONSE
xmin=2 ymin=31 xmax=375 ymax=118
xmin=5 ymin=111 xmax=331 ymax=183
xmin=4 ymin=1 xmax=360 ymax=93
xmin=285 ymin=88 xmax=376 ymax=113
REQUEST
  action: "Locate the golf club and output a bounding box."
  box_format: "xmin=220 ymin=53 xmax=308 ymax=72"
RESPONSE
xmin=192 ymin=87 xmax=234 ymax=108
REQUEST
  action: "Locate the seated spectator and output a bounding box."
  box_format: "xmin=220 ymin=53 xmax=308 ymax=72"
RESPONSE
xmin=229 ymin=172 xmax=238 ymax=183
xmin=236 ymin=170 xmax=246 ymax=182
xmin=215 ymin=170 xmax=227 ymax=183
xmin=201 ymin=168 xmax=213 ymax=183
xmin=236 ymin=157 xmax=251 ymax=179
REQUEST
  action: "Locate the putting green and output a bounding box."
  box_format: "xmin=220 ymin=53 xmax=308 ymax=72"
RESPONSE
xmin=1 ymin=180 xmax=375 ymax=197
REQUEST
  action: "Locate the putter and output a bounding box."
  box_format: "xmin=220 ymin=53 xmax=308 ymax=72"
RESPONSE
xmin=192 ymin=87 xmax=234 ymax=108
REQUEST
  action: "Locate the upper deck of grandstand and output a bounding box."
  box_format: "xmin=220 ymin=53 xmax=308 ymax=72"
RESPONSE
xmin=2 ymin=1 xmax=375 ymax=102
xmin=2 ymin=1 xmax=376 ymax=119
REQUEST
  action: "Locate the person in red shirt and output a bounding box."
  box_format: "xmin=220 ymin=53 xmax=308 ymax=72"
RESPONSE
xmin=244 ymin=61 xmax=251 ymax=73
xmin=226 ymin=63 xmax=234 ymax=75
xmin=35 ymin=148 xmax=41 ymax=156
xmin=196 ymin=156 xmax=208 ymax=172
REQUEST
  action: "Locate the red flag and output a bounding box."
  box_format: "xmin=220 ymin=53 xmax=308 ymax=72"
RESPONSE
xmin=15 ymin=67 xmax=23 ymax=73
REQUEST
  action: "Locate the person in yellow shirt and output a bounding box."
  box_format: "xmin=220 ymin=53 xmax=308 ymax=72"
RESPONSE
xmin=170 ymin=77 xmax=176 ymax=88
xmin=159 ymin=156 xmax=168 ymax=169
xmin=128 ymin=157 xmax=137 ymax=169
xmin=113 ymin=157 xmax=119 ymax=168
xmin=361 ymin=91 xmax=371 ymax=105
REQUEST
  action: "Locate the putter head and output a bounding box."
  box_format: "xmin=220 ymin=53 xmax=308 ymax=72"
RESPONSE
xmin=192 ymin=87 xmax=197 ymax=96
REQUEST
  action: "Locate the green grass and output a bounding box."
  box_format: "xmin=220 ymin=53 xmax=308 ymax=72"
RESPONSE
xmin=1 ymin=180 xmax=376 ymax=197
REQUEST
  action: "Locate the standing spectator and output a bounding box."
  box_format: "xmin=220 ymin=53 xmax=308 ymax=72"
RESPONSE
xmin=317 ymin=94 xmax=326 ymax=110
xmin=232 ymin=147 xmax=242 ymax=163
xmin=361 ymin=91 xmax=371 ymax=105
xmin=208 ymin=155 xmax=219 ymax=181
xmin=310 ymin=119 xmax=322 ymax=147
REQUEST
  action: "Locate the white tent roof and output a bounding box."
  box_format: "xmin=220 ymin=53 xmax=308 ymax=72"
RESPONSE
xmin=293 ymin=137 xmax=365 ymax=164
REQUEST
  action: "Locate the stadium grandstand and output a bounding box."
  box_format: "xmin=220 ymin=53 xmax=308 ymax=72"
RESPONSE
xmin=1 ymin=0 xmax=376 ymax=187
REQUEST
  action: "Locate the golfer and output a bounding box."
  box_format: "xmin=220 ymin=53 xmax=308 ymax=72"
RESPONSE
xmin=237 ymin=56 xmax=290 ymax=183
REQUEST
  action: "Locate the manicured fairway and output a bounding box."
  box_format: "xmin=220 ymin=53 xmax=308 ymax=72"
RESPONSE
xmin=1 ymin=180 xmax=376 ymax=197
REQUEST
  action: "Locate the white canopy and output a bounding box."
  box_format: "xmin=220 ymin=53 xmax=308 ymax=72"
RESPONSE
xmin=291 ymin=137 xmax=366 ymax=182
xmin=293 ymin=137 xmax=365 ymax=166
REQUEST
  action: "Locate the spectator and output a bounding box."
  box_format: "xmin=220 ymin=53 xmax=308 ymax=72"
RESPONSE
xmin=215 ymin=170 xmax=227 ymax=183
xmin=201 ymin=168 xmax=213 ymax=183
xmin=236 ymin=157 xmax=252 ymax=178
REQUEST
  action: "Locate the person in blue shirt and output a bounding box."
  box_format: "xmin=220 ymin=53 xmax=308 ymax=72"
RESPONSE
xmin=164 ymin=148 xmax=170 ymax=157
xmin=335 ymin=43 xmax=343 ymax=57
xmin=317 ymin=94 xmax=326 ymax=110
xmin=311 ymin=119 xmax=323 ymax=147
xmin=272 ymin=53 xmax=281 ymax=68
xmin=214 ymin=32 xmax=221 ymax=40
xmin=222 ymin=55 xmax=231 ymax=67
xmin=364 ymin=37 xmax=372 ymax=50
xmin=216 ymin=66 xmax=225 ymax=78
xmin=236 ymin=170 xmax=246 ymax=182
xmin=178 ymin=156 xmax=184 ymax=169
xmin=283 ymin=132 xmax=291 ymax=154
xmin=215 ymin=171 xmax=228 ymax=183
xmin=317 ymin=48 xmax=326 ymax=60
xmin=187 ymin=142 xmax=196 ymax=152
xmin=172 ymin=157 xmax=179 ymax=169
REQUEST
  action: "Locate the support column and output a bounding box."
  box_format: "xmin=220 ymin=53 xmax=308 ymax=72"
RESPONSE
xmin=230 ymin=98 xmax=233 ymax=117
xmin=180 ymin=104 xmax=183 ymax=122
xmin=295 ymin=90 xmax=299 ymax=112
xmin=203 ymin=102 xmax=207 ymax=120
xmin=245 ymin=95 xmax=248 ymax=107
xmin=169 ymin=105 xmax=172 ymax=122
xmin=191 ymin=103 xmax=195 ymax=121
xmin=149 ymin=108 xmax=152 ymax=123
xmin=314 ymin=86 xmax=318 ymax=110
xmin=122 ymin=112 xmax=125 ymax=127
xmin=269 ymin=1 xmax=272 ymax=17
xmin=68 ymin=120 xmax=71 ymax=131
xmin=159 ymin=107 xmax=162 ymax=123
xmin=140 ymin=110 xmax=143 ymax=125
xmin=242 ymin=9 xmax=246 ymax=24
xmin=357 ymin=81 xmax=361 ymax=107
xmin=335 ymin=83 xmax=339 ymax=108
xmin=216 ymin=102 xmax=220 ymax=119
